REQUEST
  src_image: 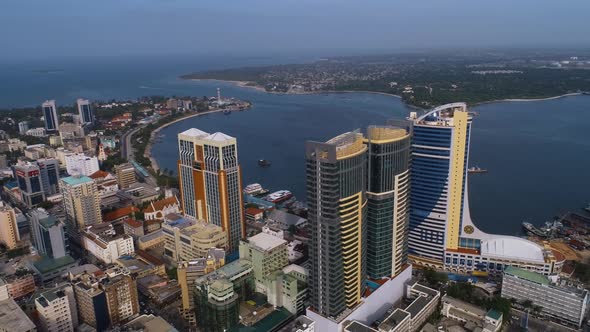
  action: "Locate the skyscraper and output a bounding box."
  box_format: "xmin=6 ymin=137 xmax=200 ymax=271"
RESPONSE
xmin=42 ymin=100 xmax=59 ymax=132
xmin=29 ymin=208 xmax=68 ymax=259
xmin=14 ymin=161 xmax=45 ymax=207
xmin=38 ymin=158 xmax=60 ymax=196
xmin=18 ymin=121 xmax=29 ymax=135
xmin=60 ymin=175 xmax=102 ymax=233
xmin=177 ymin=128 xmax=245 ymax=252
xmin=306 ymin=130 xmax=367 ymax=318
xmin=77 ymin=98 xmax=94 ymax=124
xmin=406 ymin=103 xmax=564 ymax=277
xmin=408 ymin=103 xmax=471 ymax=267
xmin=364 ymin=125 xmax=411 ymax=279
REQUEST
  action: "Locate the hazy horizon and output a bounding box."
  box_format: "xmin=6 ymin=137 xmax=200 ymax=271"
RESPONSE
xmin=2 ymin=0 xmax=590 ymax=62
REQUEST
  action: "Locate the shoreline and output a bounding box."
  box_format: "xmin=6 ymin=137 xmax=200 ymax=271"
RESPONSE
xmin=188 ymin=78 xmax=586 ymax=108
xmin=144 ymin=108 xmax=227 ymax=172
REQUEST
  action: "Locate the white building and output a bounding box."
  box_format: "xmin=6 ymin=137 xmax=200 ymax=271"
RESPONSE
xmin=441 ymin=295 xmax=502 ymax=332
xmin=82 ymin=223 xmax=134 ymax=264
xmin=65 ymin=153 xmax=99 ymax=176
xmin=35 ymin=283 xmax=78 ymax=332
xmin=26 ymin=127 xmax=47 ymax=137
xmin=501 ymin=266 xmax=588 ymax=328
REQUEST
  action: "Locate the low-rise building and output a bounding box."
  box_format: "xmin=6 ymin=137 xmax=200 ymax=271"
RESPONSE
xmin=5 ymin=271 xmax=36 ymax=300
xmin=89 ymin=170 xmax=119 ymax=201
xmin=441 ymin=295 xmax=502 ymax=332
xmin=267 ymin=209 xmax=307 ymax=230
xmin=245 ymin=207 xmax=265 ymax=223
xmin=123 ymin=219 xmax=144 ymax=238
xmin=82 ymin=223 xmax=134 ymax=264
xmin=162 ymin=218 xmax=227 ymax=263
xmin=278 ymin=315 xmax=315 ymax=332
xmin=32 ymin=255 xmax=78 ymax=284
xmin=0 ymin=297 xmax=36 ymax=332
xmin=137 ymin=229 xmax=165 ymax=251
xmin=122 ymin=314 xmax=178 ymax=332
xmin=26 ymin=127 xmax=47 ymax=137
xmin=117 ymin=182 xmax=159 ymax=206
xmin=143 ymin=196 xmax=181 ymax=221
xmin=136 ymin=274 xmax=180 ymax=306
xmin=501 ymin=266 xmax=588 ymax=328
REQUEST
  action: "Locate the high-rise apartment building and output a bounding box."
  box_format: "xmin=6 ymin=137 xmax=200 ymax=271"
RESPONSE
xmin=239 ymin=232 xmax=289 ymax=293
xmin=364 ymin=125 xmax=411 ymax=279
xmin=77 ymin=98 xmax=94 ymax=124
xmin=42 ymin=100 xmax=59 ymax=133
xmin=306 ymin=130 xmax=368 ymax=319
xmin=18 ymin=121 xmax=29 ymax=135
xmin=177 ymin=128 xmax=245 ymax=252
xmin=114 ymin=163 xmax=136 ymax=189
xmin=73 ymin=273 xmax=110 ymax=332
xmin=0 ymin=202 xmax=20 ymax=249
xmin=65 ymin=153 xmax=100 ymax=176
xmin=102 ymin=274 xmax=140 ymax=326
xmin=37 ymin=158 xmax=60 ymax=196
xmin=408 ymin=103 xmax=564 ymax=275
xmin=61 ymin=175 xmax=102 ymax=233
xmin=35 ymin=283 xmax=79 ymax=332
xmin=14 ymin=161 xmax=45 ymax=207
xmin=29 ymin=208 xmax=68 ymax=258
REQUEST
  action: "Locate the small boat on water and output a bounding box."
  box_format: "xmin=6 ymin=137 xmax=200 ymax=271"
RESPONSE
xmin=258 ymin=159 xmax=271 ymax=167
xmin=467 ymin=166 xmax=488 ymax=174
xmin=585 ymin=203 xmax=590 ymax=213
xmin=223 ymin=110 xmax=231 ymax=115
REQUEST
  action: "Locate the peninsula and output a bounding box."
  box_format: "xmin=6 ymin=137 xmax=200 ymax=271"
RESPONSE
xmin=181 ymin=49 xmax=590 ymax=108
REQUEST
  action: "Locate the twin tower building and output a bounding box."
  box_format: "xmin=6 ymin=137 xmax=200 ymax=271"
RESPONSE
xmin=177 ymin=103 xmax=559 ymax=322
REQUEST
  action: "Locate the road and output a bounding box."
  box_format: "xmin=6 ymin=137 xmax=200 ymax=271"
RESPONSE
xmin=120 ymin=124 xmax=145 ymax=160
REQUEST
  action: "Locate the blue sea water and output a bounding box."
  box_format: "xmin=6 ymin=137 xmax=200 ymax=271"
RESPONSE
xmin=1 ymin=56 xmax=589 ymax=235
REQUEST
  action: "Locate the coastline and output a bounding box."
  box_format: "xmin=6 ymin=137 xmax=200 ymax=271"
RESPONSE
xmin=144 ymin=108 xmax=227 ymax=172
xmin=188 ymin=78 xmax=586 ymax=109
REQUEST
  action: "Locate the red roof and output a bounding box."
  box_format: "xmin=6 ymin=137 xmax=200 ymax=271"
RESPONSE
xmin=245 ymin=207 xmax=264 ymax=216
xmin=124 ymin=218 xmax=143 ymax=228
xmin=104 ymin=206 xmax=139 ymax=222
xmin=89 ymin=170 xmax=110 ymax=180
xmin=144 ymin=196 xmax=179 ymax=213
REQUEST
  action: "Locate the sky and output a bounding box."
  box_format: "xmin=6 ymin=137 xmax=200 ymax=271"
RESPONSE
xmin=1 ymin=0 xmax=590 ymax=61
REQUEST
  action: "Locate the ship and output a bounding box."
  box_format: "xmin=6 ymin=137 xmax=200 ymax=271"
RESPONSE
xmin=258 ymin=159 xmax=271 ymax=167
xmin=467 ymin=166 xmax=488 ymax=174
xmin=243 ymin=183 xmax=264 ymax=196
xmin=265 ymin=190 xmax=293 ymax=203
xmin=522 ymin=221 xmax=548 ymax=238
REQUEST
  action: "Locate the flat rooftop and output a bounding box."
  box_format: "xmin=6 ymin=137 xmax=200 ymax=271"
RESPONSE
xmin=247 ymin=232 xmax=287 ymax=251
xmin=344 ymin=321 xmax=377 ymax=332
xmin=61 ymin=175 xmax=93 ymax=186
xmin=0 ymin=298 xmax=36 ymax=330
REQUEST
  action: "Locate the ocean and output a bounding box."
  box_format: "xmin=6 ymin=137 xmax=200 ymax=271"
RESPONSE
xmin=1 ymin=56 xmax=589 ymax=235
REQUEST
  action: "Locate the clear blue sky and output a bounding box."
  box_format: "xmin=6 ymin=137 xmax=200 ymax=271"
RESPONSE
xmin=2 ymin=0 xmax=589 ymax=61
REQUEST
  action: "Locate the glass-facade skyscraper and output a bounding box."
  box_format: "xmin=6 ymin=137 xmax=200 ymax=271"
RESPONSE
xmin=77 ymin=98 xmax=94 ymax=124
xmin=42 ymin=100 xmax=59 ymax=132
xmin=177 ymin=128 xmax=245 ymax=253
xmin=365 ymin=125 xmax=411 ymax=279
xmin=408 ymin=103 xmax=472 ymax=267
xmin=306 ymin=130 xmax=368 ymax=319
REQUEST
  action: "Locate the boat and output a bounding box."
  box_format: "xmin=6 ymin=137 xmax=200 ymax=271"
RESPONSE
xmin=265 ymin=190 xmax=293 ymax=203
xmin=585 ymin=203 xmax=590 ymax=213
xmin=243 ymin=183 xmax=264 ymax=195
xmin=258 ymin=159 xmax=271 ymax=167
xmin=467 ymin=166 xmax=488 ymax=174
xmin=223 ymin=110 xmax=231 ymax=115
xmin=522 ymin=221 xmax=548 ymax=238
